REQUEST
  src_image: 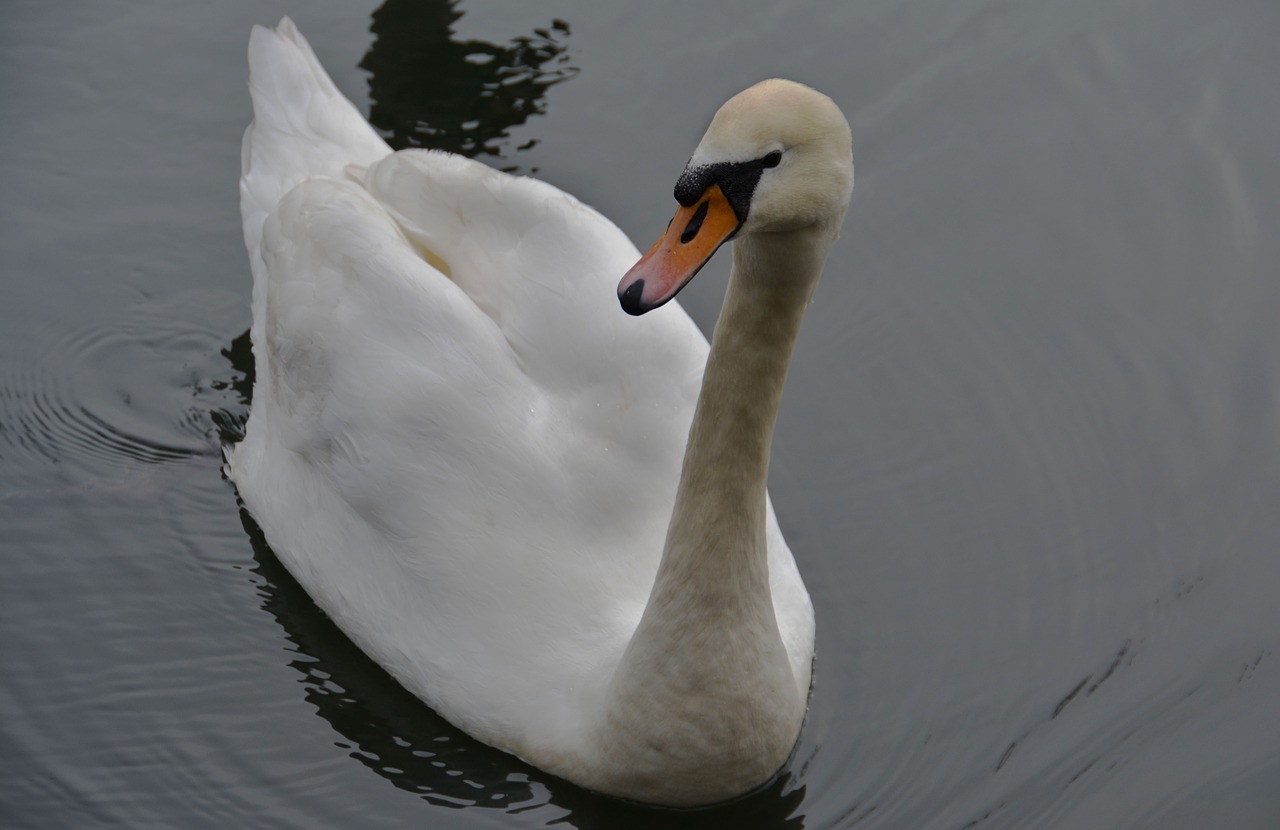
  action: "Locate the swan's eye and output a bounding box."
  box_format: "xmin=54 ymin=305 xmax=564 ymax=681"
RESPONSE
xmin=761 ymin=151 xmax=783 ymax=169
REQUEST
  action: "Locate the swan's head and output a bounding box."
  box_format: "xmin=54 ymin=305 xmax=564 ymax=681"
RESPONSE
xmin=618 ymin=79 xmax=853 ymax=315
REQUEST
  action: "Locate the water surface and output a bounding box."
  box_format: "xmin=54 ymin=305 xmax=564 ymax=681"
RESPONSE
xmin=3 ymin=0 xmax=1279 ymax=827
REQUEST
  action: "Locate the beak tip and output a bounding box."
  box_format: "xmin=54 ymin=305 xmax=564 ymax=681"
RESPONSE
xmin=618 ymin=278 xmax=648 ymax=316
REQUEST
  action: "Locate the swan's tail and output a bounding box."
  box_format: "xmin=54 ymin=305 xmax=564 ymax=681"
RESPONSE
xmin=236 ymin=17 xmax=391 ymax=443
xmin=240 ymin=17 xmax=390 ymax=261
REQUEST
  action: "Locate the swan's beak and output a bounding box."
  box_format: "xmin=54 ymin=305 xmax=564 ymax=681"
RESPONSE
xmin=617 ymin=184 xmax=740 ymax=315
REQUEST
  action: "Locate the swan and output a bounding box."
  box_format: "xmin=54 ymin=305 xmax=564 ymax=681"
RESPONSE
xmin=228 ymin=18 xmax=853 ymax=807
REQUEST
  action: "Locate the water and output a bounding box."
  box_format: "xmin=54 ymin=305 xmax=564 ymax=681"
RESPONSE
xmin=3 ymin=0 xmax=1279 ymax=827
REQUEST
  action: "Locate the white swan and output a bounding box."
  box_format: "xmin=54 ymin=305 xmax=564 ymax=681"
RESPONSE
xmin=229 ymin=18 xmax=853 ymax=807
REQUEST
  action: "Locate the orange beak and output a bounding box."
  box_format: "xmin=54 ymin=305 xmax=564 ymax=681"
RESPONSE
xmin=617 ymin=184 xmax=740 ymax=315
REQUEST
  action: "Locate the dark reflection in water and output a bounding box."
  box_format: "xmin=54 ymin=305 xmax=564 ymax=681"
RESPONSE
xmin=209 ymin=328 xmax=253 ymax=445
xmin=360 ymin=0 xmax=577 ymax=166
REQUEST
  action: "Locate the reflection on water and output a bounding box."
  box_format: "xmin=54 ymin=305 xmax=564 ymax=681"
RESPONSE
xmin=209 ymin=329 xmax=253 ymax=446
xmin=361 ymin=0 xmax=576 ymax=168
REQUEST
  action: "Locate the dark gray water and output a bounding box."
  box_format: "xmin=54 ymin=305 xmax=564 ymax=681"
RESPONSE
xmin=3 ymin=0 xmax=1279 ymax=827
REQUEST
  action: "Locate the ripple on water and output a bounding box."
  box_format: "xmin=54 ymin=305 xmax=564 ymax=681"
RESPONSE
xmin=0 ymin=294 xmax=246 ymax=492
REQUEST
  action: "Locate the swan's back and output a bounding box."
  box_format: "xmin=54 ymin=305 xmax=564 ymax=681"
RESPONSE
xmin=230 ymin=19 xmax=812 ymax=768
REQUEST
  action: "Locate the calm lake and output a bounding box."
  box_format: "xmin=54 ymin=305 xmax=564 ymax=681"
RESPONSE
xmin=3 ymin=0 xmax=1279 ymax=827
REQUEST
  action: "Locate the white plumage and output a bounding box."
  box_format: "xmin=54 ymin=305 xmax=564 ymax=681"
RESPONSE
xmin=230 ymin=18 xmax=851 ymax=806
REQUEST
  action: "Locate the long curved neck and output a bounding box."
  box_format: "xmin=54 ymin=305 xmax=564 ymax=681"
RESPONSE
xmin=663 ymin=229 xmax=827 ymax=582
xmin=588 ymin=224 xmax=834 ymax=806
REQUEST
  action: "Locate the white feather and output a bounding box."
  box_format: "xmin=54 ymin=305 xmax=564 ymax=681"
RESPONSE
xmin=229 ymin=19 xmax=831 ymax=806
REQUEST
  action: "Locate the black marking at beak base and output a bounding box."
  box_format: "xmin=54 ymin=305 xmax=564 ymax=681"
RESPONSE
xmin=673 ymin=150 xmax=781 ymax=224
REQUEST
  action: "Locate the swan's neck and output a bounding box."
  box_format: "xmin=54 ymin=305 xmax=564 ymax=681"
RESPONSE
xmin=588 ymin=225 xmax=834 ymax=806
xmin=664 ymin=230 xmax=827 ymax=576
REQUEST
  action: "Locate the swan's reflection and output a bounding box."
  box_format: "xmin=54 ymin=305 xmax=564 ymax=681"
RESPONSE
xmin=360 ymin=0 xmax=576 ymax=168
